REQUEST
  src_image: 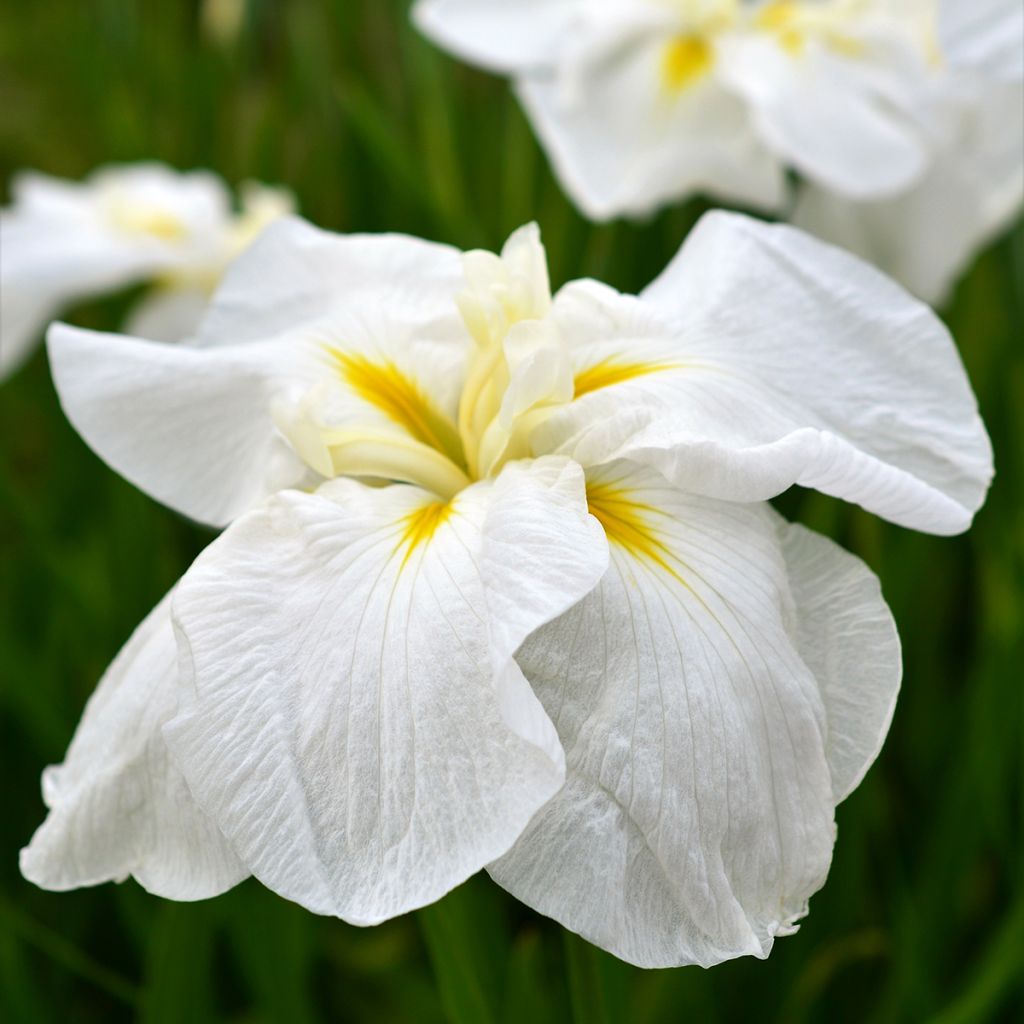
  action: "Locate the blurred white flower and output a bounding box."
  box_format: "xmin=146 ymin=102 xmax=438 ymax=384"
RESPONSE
xmin=22 ymin=213 xmax=991 ymax=967
xmin=414 ymin=0 xmax=1023 ymax=301
xmin=792 ymin=0 xmax=1024 ymax=302
xmin=0 ymin=162 xmax=294 ymax=380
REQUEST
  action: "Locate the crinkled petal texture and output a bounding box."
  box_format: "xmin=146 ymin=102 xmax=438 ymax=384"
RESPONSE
xmin=489 ymin=461 xmax=900 ymax=968
xmin=46 ymin=217 xmax=471 ymax=527
xmin=164 ymin=458 xmax=608 ymax=925
xmin=534 ymin=213 xmax=992 ymax=535
xmin=20 ymin=592 xmax=247 ymax=899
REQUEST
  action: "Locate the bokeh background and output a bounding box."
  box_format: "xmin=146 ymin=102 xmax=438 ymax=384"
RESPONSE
xmin=1 ymin=2 xmax=1021 ymax=1021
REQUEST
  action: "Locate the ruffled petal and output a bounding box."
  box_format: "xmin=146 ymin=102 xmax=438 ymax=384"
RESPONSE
xmin=164 ymin=457 xmax=606 ymax=924
xmin=20 ymin=593 xmax=247 ymax=899
xmin=534 ymin=212 xmax=992 ymax=534
xmin=491 ymin=462 xmax=845 ymax=967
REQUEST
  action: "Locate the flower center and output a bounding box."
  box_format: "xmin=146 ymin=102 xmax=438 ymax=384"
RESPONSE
xmin=277 ymin=226 xmax=574 ymax=501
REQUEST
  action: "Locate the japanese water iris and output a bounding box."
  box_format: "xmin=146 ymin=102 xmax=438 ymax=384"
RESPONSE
xmin=21 ymin=212 xmax=991 ymax=967
xmin=0 ymin=162 xmax=294 ymax=380
xmin=414 ymin=0 xmax=1023 ymax=302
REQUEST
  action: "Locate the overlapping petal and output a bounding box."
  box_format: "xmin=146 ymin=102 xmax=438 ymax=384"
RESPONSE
xmin=19 ymin=593 xmax=247 ymax=899
xmin=163 ymin=458 xmax=607 ymax=924
xmin=534 ymin=213 xmax=992 ymax=534
xmin=489 ymin=461 xmax=898 ymax=967
xmin=46 ymin=218 xmax=475 ymax=525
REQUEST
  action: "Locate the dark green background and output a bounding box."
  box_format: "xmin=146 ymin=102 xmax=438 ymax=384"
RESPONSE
xmin=1 ymin=2 xmax=1021 ymax=1021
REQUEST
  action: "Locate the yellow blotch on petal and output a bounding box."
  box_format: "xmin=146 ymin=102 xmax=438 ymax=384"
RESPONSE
xmin=397 ymin=501 xmax=452 ymax=567
xmin=328 ymin=349 xmax=468 ymax=471
xmin=586 ymin=482 xmax=682 ymax=583
xmin=661 ymin=35 xmax=714 ymax=93
xmin=573 ymin=358 xmax=677 ymax=399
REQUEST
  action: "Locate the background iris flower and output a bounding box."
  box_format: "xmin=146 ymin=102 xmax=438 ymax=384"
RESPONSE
xmin=414 ymin=0 xmax=1023 ymax=303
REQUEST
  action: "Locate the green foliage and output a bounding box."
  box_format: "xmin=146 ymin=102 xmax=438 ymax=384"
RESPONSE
xmin=0 ymin=1 xmax=1021 ymax=1021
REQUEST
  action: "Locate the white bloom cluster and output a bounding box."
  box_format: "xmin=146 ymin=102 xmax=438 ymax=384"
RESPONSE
xmin=414 ymin=0 xmax=1023 ymax=301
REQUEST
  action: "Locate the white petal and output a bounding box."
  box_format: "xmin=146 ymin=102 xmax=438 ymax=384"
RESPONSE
xmin=717 ymin=35 xmax=930 ymax=199
xmin=0 ymin=210 xmax=169 ymax=380
xmin=46 ymin=323 xmax=310 ymax=527
xmin=125 ymin=284 xmax=212 ymax=342
xmin=515 ymin=50 xmax=785 ymax=220
xmin=163 ymin=458 xmax=607 ymax=924
xmin=535 ymin=212 xmax=992 ymax=535
xmin=491 ymin=462 xmax=841 ymax=968
xmin=940 ymin=0 xmax=1024 ymax=81
xmin=20 ymin=592 xmax=247 ymax=899
xmin=194 ymin=216 xmax=464 ymax=348
xmin=412 ymin=0 xmax=582 ymax=73
xmin=791 ymin=79 xmax=1023 ymax=304
xmin=777 ymin=519 xmax=900 ymax=803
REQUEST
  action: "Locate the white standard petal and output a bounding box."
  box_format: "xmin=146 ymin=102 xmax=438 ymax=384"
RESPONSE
xmin=412 ymin=0 xmax=583 ymax=73
xmin=20 ymin=592 xmax=247 ymax=899
xmin=46 ymin=324 xmax=310 ymax=527
xmin=163 ymin=457 xmax=607 ymax=925
xmin=491 ymin=461 xmax=862 ymax=968
xmin=193 ymin=216 xmax=465 ymax=348
xmin=534 ymin=212 xmax=992 ymax=535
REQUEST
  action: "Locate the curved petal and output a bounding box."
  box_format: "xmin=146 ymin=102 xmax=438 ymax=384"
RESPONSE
xmin=777 ymin=519 xmax=900 ymax=802
xmin=717 ymin=35 xmax=930 ymax=198
xmin=534 ymin=212 xmax=992 ymax=535
xmin=194 ymin=216 xmax=465 ymax=348
xmin=46 ymin=323 xmax=310 ymax=527
xmin=490 ymin=462 xmax=840 ymax=968
xmin=163 ymin=458 xmax=607 ymax=925
xmin=412 ymin=0 xmax=582 ymax=73
xmin=20 ymin=592 xmax=247 ymax=899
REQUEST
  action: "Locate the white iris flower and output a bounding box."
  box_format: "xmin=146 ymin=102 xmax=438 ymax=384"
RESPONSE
xmin=0 ymin=162 xmax=294 ymax=380
xmin=413 ymin=0 xmax=1023 ymax=302
xmin=21 ymin=212 xmax=991 ymax=968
